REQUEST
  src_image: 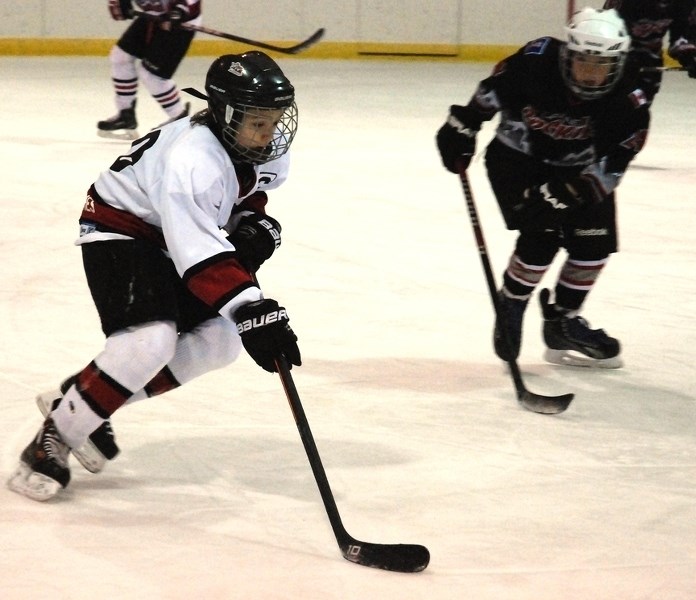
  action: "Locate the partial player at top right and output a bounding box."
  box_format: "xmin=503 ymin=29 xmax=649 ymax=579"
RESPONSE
xmin=603 ymin=0 xmax=696 ymax=102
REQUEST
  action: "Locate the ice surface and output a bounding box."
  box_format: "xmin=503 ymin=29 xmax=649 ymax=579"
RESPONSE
xmin=0 ymin=56 xmax=694 ymax=599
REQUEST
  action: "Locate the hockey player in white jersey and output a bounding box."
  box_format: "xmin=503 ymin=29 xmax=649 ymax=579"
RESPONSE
xmin=8 ymin=51 xmax=302 ymax=502
xmin=98 ymin=0 xmax=203 ymax=139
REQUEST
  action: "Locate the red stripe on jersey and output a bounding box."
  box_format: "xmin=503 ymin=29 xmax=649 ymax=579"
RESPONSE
xmin=237 ymin=191 xmax=268 ymax=213
xmin=184 ymin=254 xmax=253 ymax=309
xmin=82 ymin=185 xmax=166 ymax=248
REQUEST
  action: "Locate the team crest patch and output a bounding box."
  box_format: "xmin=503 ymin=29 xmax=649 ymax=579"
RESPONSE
xmin=524 ymin=37 xmax=550 ymax=56
xmin=228 ymin=62 xmax=244 ymax=76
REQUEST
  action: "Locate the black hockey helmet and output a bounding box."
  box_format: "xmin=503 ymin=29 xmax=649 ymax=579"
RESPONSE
xmin=203 ymin=51 xmax=298 ymax=164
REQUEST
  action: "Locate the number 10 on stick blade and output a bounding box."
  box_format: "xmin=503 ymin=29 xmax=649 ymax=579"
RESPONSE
xmin=275 ymin=357 xmax=430 ymax=572
xmin=342 ymin=539 xmax=430 ymax=572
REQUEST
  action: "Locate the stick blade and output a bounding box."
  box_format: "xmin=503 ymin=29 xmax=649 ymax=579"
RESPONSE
xmin=519 ymin=390 xmax=574 ymax=415
xmin=341 ymin=541 xmax=430 ymax=573
xmin=286 ymin=28 xmax=325 ymax=54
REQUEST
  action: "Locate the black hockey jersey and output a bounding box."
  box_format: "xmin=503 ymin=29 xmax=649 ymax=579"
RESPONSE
xmin=604 ymin=0 xmax=696 ymax=58
xmin=461 ymin=37 xmax=650 ymax=183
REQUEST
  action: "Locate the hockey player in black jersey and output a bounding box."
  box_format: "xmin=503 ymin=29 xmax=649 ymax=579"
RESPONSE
xmin=436 ymin=7 xmax=650 ymax=368
xmin=604 ymin=0 xmax=696 ymax=101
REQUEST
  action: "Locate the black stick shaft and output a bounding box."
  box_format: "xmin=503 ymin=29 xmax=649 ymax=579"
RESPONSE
xmin=131 ymin=10 xmax=324 ymax=54
xmin=640 ymin=66 xmax=686 ymax=73
xmin=458 ymin=168 xmax=528 ymax=398
xmin=457 ymin=166 xmax=574 ymax=414
xmin=274 ymin=356 xmax=349 ymax=544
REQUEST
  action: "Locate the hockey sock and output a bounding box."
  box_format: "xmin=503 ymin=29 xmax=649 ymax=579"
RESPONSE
xmin=502 ymin=253 xmax=551 ymax=299
xmin=109 ymin=45 xmax=138 ymax=111
xmin=140 ymin=67 xmax=185 ymax=116
xmin=126 ymin=317 xmax=242 ymax=404
xmin=555 ymin=257 xmax=608 ymax=312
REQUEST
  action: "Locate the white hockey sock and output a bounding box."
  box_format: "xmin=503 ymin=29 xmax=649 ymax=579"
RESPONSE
xmin=97 ymin=321 xmax=179 ymax=392
xmin=51 ymin=386 xmax=104 ymax=450
xmin=109 ymin=45 xmax=138 ymax=111
xmin=126 ymin=317 xmax=242 ymax=404
xmin=140 ymin=67 xmax=184 ymax=117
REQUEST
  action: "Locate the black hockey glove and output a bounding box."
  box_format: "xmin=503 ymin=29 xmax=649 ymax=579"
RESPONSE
xmin=518 ymin=168 xmax=609 ymax=227
xmin=514 ymin=179 xmax=583 ymax=228
xmin=235 ymin=299 xmax=301 ymax=373
xmin=108 ymin=0 xmax=132 ymax=20
xmin=547 ymin=162 xmax=612 ymax=207
xmin=228 ymin=213 xmax=281 ymax=273
xmin=436 ymin=105 xmax=478 ymax=173
xmin=669 ymin=38 xmax=696 ymax=79
xmin=543 ymin=178 xmax=591 ymax=209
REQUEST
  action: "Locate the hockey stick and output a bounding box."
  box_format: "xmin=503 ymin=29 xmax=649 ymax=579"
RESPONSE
xmin=457 ymin=165 xmax=574 ymax=415
xmin=640 ymin=66 xmax=688 ymax=73
xmin=273 ymin=355 xmax=430 ymax=572
xmin=131 ymin=10 xmax=325 ymax=55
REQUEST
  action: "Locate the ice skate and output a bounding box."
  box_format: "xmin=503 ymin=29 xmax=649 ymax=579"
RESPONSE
xmin=493 ymin=290 xmax=529 ymax=361
xmin=37 ymin=384 xmax=120 ymax=474
xmin=7 ymin=418 xmax=71 ymax=501
xmin=153 ymin=101 xmax=190 ymax=130
xmin=539 ymin=288 xmax=623 ymax=368
xmin=97 ymin=102 xmax=138 ymax=140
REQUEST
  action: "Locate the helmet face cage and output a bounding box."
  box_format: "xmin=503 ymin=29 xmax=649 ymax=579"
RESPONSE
xmin=218 ymin=100 xmax=298 ymax=165
xmin=561 ymin=8 xmax=630 ymax=100
xmin=205 ymin=52 xmax=298 ymax=165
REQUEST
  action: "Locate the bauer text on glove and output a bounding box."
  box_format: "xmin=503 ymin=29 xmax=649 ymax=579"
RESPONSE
xmin=228 ymin=213 xmax=281 ymax=273
xmin=235 ymin=299 xmax=301 ymax=373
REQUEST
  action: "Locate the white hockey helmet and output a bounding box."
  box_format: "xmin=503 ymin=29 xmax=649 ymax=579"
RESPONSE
xmin=560 ymin=7 xmax=630 ymax=100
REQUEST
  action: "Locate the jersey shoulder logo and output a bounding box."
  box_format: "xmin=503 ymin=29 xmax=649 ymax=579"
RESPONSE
xmin=257 ymin=172 xmax=278 ymax=186
xmin=524 ymin=37 xmax=551 ymax=56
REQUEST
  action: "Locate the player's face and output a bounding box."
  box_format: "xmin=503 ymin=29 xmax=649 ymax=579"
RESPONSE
xmin=235 ymin=108 xmax=285 ymax=149
xmin=570 ymin=54 xmax=613 ymax=89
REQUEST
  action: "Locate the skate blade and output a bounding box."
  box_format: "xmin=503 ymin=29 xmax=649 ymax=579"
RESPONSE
xmin=543 ymin=348 xmax=623 ymax=369
xmin=7 ymin=462 xmax=62 ymax=502
xmin=36 ymin=392 xmax=107 ymax=474
xmin=97 ymin=128 xmax=139 ymax=141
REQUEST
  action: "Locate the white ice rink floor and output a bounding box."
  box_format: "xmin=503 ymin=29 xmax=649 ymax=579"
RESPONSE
xmin=0 ymin=55 xmax=695 ymax=599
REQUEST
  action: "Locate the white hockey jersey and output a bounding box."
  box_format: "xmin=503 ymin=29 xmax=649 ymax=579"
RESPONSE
xmin=79 ymin=117 xmax=290 ymax=321
xmin=132 ymin=0 xmax=203 ymax=25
